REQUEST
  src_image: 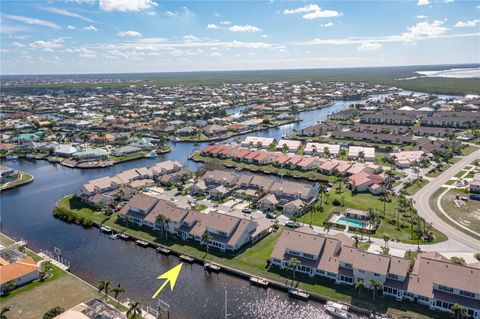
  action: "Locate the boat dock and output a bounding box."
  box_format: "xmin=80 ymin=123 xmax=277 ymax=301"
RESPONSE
xmin=156 ymin=246 xmax=171 ymax=255
xmin=249 ymin=276 xmax=269 ymax=288
xmin=204 ymin=261 xmax=221 ymax=272
xmin=135 ymin=239 xmax=149 ymax=247
xmin=179 ymin=254 xmax=194 ymax=263
xmin=288 ymin=288 xmax=310 ymax=300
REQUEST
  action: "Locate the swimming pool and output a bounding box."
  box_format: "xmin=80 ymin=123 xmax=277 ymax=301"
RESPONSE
xmin=337 ymin=217 xmax=368 ymax=228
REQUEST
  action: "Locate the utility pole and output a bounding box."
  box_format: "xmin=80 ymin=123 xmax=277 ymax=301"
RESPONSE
xmin=224 ymin=290 xmax=230 ymax=319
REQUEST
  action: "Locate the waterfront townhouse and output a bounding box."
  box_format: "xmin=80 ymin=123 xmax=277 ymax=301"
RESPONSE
xmin=75 ymin=176 xmax=118 ymax=197
xmin=241 ymin=136 xmax=275 ymax=149
xmin=189 ymin=211 xmax=268 ymax=252
xmin=404 ymin=252 xmax=480 ymax=318
xmin=361 ymin=114 xmax=415 ymax=126
xmin=149 ymin=160 xmax=183 ymax=177
xmin=299 ymin=122 xmax=341 ymax=137
xmin=276 ymin=139 xmax=302 ymax=153
xmin=269 ymin=230 xmax=480 ymax=318
xmin=347 ymin=146 xmax=375 ymax=162
xmin=386 ymin=150 xmax=430 ymax=168
xmin=203 ymin=170 xmax=239 ymax=188
xmin=331 ymin=131 xmax=412 ymax=145
xmin=304 ymin=143 xmax=340 ymax=157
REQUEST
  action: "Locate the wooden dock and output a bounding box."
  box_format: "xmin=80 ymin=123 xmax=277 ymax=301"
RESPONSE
xmin=250 ymin=276 xmax=269 ymax=288
xmin=135 ymin=239 xmax=149 ymax=247
xmin=156 ymin=246 xmax=171 ymax=255
xmin=204 ymin=261 xmax=221 ymax=272
xmin=288 ymin=288 xmax=310 ymax=300
xmin=100 ymin=226 xmax=112 ymax=234
xmin=179 ymin=254 xmax=194 ymax=263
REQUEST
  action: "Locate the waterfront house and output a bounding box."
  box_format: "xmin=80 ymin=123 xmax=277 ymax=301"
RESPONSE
xmin=112 ymin=145 xmax=142 ymax=157
xmin=72 ymin=148 xmax=109 ymax=162
xmin=0 ymin=166 xmax=19 ymax=183
xmin=0 ymin=249 xmax=40 ymax=295
xmin=75 ymin=176 xmax=118 ymax=197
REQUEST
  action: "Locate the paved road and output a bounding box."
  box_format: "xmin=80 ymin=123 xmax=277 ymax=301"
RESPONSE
xmin=413 ymin=148 xmax=480 ymax=251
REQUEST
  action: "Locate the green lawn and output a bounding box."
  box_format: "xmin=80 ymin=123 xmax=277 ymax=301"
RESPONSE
xmin=54 ymin=196 xmax=450 ymax=318
xmin=301 ymin=189 xmax=447 ymax=244
xmin=403 ymin=179 xmax=428 ymax=195
xmin=110 ymin=151 xmax=147 ymax=162
xmin=440 ymin=190 xmax=480 ymax=235
xmin=454 ymin=170 xmax=468 ymax=178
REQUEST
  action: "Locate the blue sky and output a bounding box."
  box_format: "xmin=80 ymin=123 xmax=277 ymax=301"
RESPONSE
xmin=1 ymin=0 xmax=479 ymax=75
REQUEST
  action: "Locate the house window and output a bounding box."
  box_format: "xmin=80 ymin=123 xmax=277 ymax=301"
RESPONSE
xmin=218 ymin=231 xmax=227 ymax=236
xmin=460 ymin=290 xmax=475 ymax=298
xmin=388 ymin=274 xmax=398 ymax=280
xmin=344 ymin=263 xmax=352 ymax=269
xmin=438 ymin=285 xmax=454 ymax=293
xmin=303 ymin=253 xmax=314 ymax=259
xmin=374 ymin=273 xmax=380 ymax=277
xmin=358 ymin=270 xmax=364 ymax=274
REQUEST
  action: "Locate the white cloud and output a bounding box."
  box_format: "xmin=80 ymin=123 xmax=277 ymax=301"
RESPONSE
xmin=2 ymin=14 xmax=61 ymax=29
xmin=183 ymin=35 xmax=201 ymax=42
xmin=454 ymin=19 xmax=480 ymax=28
xmin=229 ymin=25 xmax=261 ymax=32
xmin=417 ymin=0 xmax=430 ymax=6
xmin=403 ymin=20 xmax=447 ymax=41
xmin=67 ymin=25 xmax=76 ymax=29
xmin=282 ymin=4 xmax=341 ymax=19
xmin=12 ymin=42 xmax=25 ymax=48
xmin=443 ymin=0 xmax=454 ymax=3
xmin=118 ymin=30 xmax=142 ymax=37
xmin=320 ymin=22 xmax=333 ymax=27
xmin=207 ymin=24 xmax=220 ymax=29
xmin=99 ymin=0 xmax=157 ymax=12
xmin=164 ymin=10 xmax=177 ymax=17
xmin=83 ymin=25 xmax=98 ymax=31
xmin=146 ymin=11 xmax=157 ymax=16
xmin=220 ymin=20 xmax=231 ymax=25
xmin=41 ymin=7 xmax=93 ymax=22
xmin=80 ymin=53 xmax=97 ymax=59
xmin=357 ymin=42 xmax=382 ymax=51
xmin=211 ymin=51 xmax=222 ymax=57
xmin=417 ymin=15 xmax=428 ymax=19
xmin=30 ymin=38 xmax=64 ymax=52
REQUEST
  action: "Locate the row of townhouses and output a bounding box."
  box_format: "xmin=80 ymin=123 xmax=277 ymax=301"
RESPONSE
xmin=117 ymin=194 xmax=271 ymax=252
xmin=270 ymin=229 xmax=480 ymax=318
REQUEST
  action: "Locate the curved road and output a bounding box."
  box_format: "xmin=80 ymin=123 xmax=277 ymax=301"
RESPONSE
xmin=413 ymin=148 xmax=480 ymax=251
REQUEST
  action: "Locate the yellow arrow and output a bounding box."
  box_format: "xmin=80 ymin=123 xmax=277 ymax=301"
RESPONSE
xmin=152 ymin=263 xmax=183 ymax=299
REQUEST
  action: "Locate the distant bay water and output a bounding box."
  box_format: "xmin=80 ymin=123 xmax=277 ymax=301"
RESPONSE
xmin=416 ymin=67 xmax=480 ymax=79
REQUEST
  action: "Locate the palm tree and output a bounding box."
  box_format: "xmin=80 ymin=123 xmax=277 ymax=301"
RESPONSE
xmin=355 ymin=280 xmax=364 ymax=295
xmin=111 ymin=283 xmax=126 ymax=304
xmin=369 ymin=279 xmax=383 ymax=302
xmin=162 ymin=216 xmax=171 ymax=240
xmin=324 ymin=224 xmax=331 ymax=234
xmin=339 ymin=148 xmax=347 ymax=160
xmin=287 ymin=257 xmax=301 ymax=279
xmin=201 ymin=231 xmax=213 ymax=259
xmin=155 ymin=215 xmax=166 ymax=237
xmin=323 ymin=146 xmax=330 ymax=159
xmin=358 ymin=150 xmax=365 ymax=162
xmin=380 ymin=188 xmax=390 ymax=218
xmin=367 ymin=209 xmax=375 ymax=243
xmin=352 ymin=235 xmax=359 ymax=248
xmin=383 ymin=235 xmax=390 ymax=249
xmin=451 ymin=303 xmax=467 ymax=319
xmin=126 ymin=301 xmax=142 ymax=319
xmin=0 ymin=307 xmax=11 ymax=319
xmin=98 ymin=280 xmax=111 ymax=301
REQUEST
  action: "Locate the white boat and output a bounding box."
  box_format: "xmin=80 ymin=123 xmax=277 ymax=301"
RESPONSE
xmin=325 ymin=301 xmax=349 ymax=319
xmin=6 ymin=155 xmax=18 ymax=160
xmin=145 ymin=150 xmax=157 ymax=158
xmin=109 ymin=233 xmax=117 ymax=240
xmin=100 ymin=225 xmax=112 ymax=233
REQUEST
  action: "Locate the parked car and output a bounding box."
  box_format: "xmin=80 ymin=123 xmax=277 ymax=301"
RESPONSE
xmin=286 ymin=221 xmax=301 ymax=228
xmin=266 ymin=212 xmax=276 ymax=219
xmin=242 ymin=208 xmax=252 ymax=214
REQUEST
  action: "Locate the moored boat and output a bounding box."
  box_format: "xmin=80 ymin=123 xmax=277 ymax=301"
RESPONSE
xmin=145 ymin=150 xmax=157 ymax=158
xmin=325 ymin=301 xmax=350 ymax=319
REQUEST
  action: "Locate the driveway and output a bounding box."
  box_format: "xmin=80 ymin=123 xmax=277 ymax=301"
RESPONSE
xmin=413 ymin=147 xmax=480 ymax=251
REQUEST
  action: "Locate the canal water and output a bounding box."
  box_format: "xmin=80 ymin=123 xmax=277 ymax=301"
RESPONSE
xmin=1 ymin=95 xmax=402 ymax=318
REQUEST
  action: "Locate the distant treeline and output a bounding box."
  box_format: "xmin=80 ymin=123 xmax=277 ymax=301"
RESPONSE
xmin=2 ymin=64 xmax=479 ymax=96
